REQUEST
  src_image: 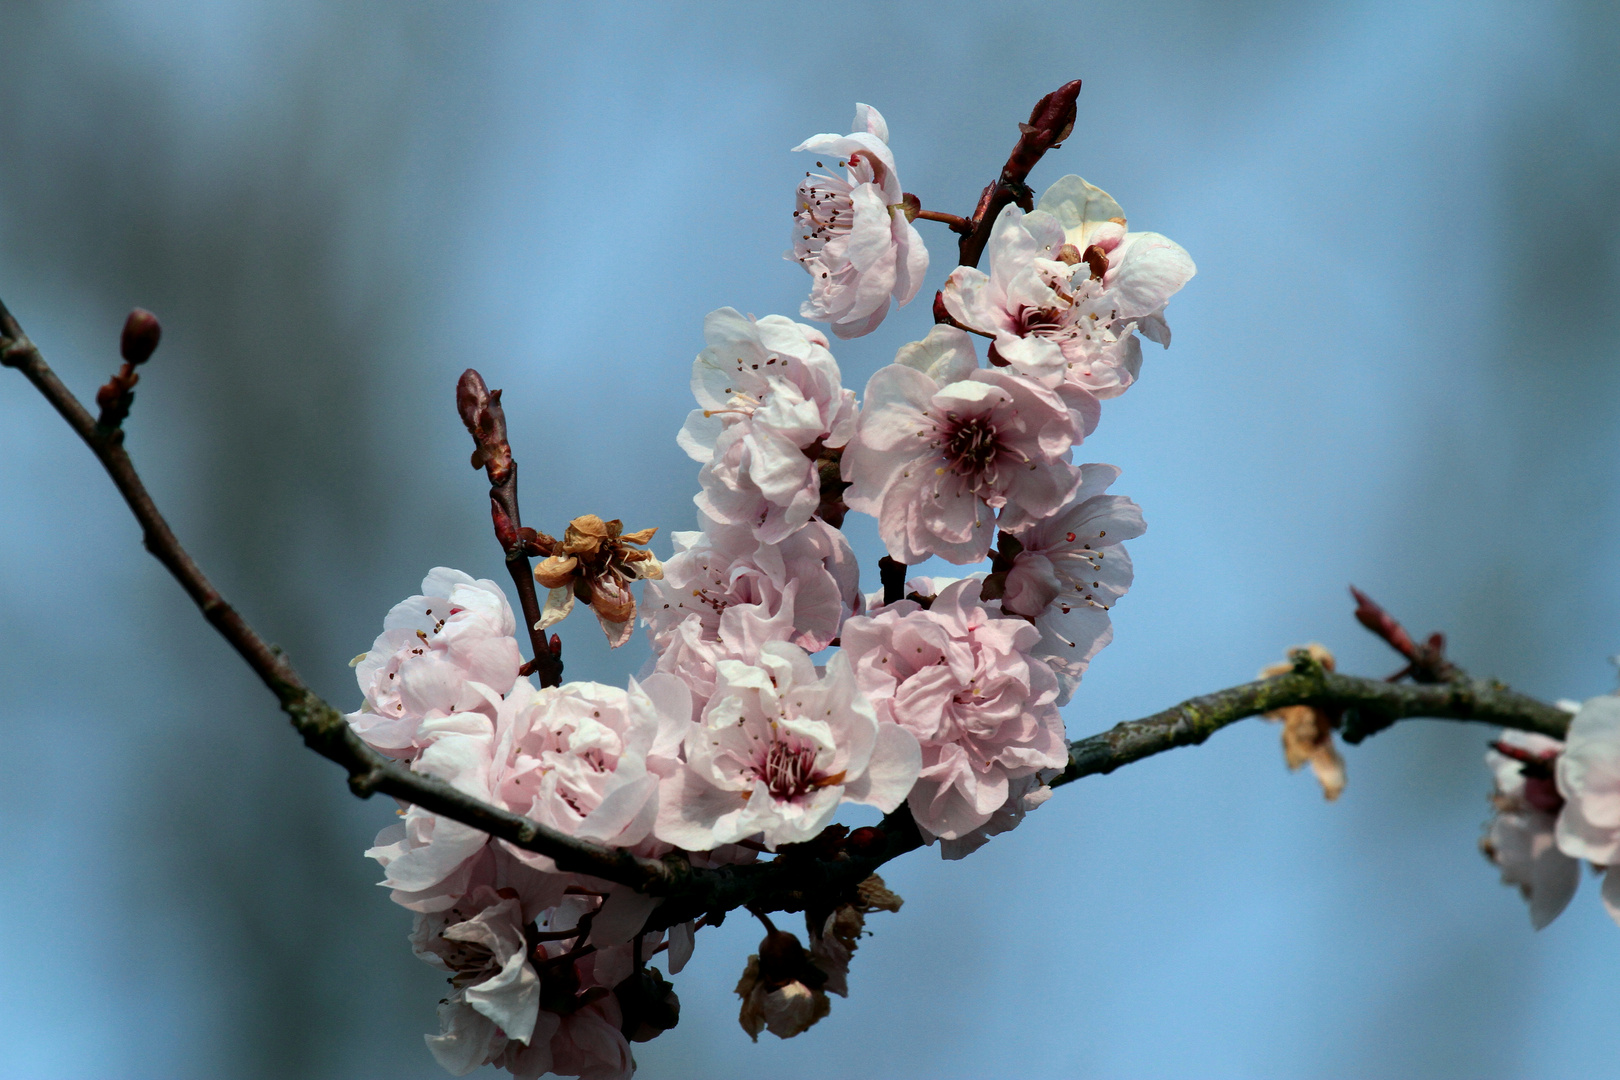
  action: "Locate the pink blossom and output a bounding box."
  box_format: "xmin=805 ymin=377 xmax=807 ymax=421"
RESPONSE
xmin=1037 ymin=175 xmax=1196 ymax=353
xmin=368 ymin=704 xmax=506 ymax=911
xmin=654 ymin=643 xmax=920 ymax=851
xmin=842 ymin=325 xmax=1091 ymax=564
xmin=1483 ymin=731 xmax=1578 ymax=930
xmin=414 ymin=886 xmax=545 ymax=1075
xmin=649 ymin=599 xmax=800 ymax=727
xmin=495 ymin=676 xmax=683 ymax=868
xmin=790 ymin=103 xmax=928 ymax=339
xmin=347 ymin=568 xmax=523 ymax=755
xmin=1556 ymin=694 xmax=1620 ymax=924
xmin=840 ymin=578 xmax=1068 ymax=847
xmin=940 ymin=179 xmax=1193 ymax=402
xmin=369 ymin=674 xmax=688 ymax=915
xmin=493 ymin=899 xmax=642 ymax=1080
xmin=998 ymin=463 xmax=1144 ymax=705
xmin=677 ymin=308 xmax=856 ymax=544
xmin=642 ymin=513 xmax=859 ymax=653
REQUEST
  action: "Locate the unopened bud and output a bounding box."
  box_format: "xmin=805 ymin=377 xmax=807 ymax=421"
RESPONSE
xmin=844 ymin=826 xmax=885 ymax=857
xmin=1055 ymin=244 xmax=1082 ymax=265
xmin=120 ymin=308 xmax=161 ymax=365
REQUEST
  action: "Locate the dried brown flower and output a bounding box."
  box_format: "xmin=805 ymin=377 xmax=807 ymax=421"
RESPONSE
xmin=533 ymin=514 xmax=661 ymax=647
xmin=1261 ymin=643 xmax=1346 ymax=801
xmin=735 ymin=927 xmax=830 ymax=1042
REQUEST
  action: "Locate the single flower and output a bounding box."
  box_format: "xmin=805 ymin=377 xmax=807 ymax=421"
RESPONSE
xmin=790 ymin=103 xmax=928 ymax=339
xmin=677 ymin=308 xmax=857 ymax=544
xmin=654 ymin=643 xmax=920 ymax=851
xmin=642 ymin=513 xmax=859 ymax=653
xmin=841 ymin=578 xmax=1068 ymax=848
xmin=990 ymin=463 xmax=1144 ymax=705
xmin=414 ymin=886 xmax=544 ymax=1076
xmin=347 ymin=568 xmax=522 ymax=756
xmin=940 ymin=183 xmax=1194 ymax=403
xmin=1482 ymin=730 xmax=1578 ymax=929
xmin=1556 ymin=694 xmax=1620 ymax=925
xmin=841 ymin=325 xmax=1091 ymax=565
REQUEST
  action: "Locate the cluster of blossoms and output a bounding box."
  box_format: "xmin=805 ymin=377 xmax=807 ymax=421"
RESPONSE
xmin=344 ymin=101 xmax=1192 ymax=1077
xmin=1482 ymin=695 xmax=1620 ymax=929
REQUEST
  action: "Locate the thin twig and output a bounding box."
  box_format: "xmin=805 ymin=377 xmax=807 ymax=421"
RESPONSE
xmin=0 ymin=298 xmax=658 ymax=891
xmin=955 ymin=79 xmax=1083 ymax=270
xmin=457 ymin=368 xmax=564 ymax=686
xmin=914 ymin=208 xmax=971 ymax=232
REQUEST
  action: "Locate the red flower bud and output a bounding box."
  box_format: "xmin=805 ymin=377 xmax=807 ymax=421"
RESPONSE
xmin=120 ymin=308 xmax=161 ymax=365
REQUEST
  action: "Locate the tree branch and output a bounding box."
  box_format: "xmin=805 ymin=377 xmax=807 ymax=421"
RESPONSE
xmin=1054 ymin=655 xmax=1570 ymax=789
xmin=0 ymin=298 xmax=663 ymax=891
xmin=1 ymin=296 xmax=1574 ymax=934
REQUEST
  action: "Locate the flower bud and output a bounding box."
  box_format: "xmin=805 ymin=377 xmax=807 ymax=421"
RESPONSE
xmin=616 ymin=967 xmax=680 ymax=1042
xmin=120 ymin=308 xmax=161 ymax=365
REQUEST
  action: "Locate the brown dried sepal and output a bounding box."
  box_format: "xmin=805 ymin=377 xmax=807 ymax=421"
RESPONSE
xmin=1260 ymin=643 xmax=1346 ymax=801
xmin=853 ymin=873 xmax=903 ymax=914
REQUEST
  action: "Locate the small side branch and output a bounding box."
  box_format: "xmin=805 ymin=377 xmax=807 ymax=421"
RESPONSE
xmin=1055 ymin=661 xmax=1569 ymax=789
xmin=956 ymin=79 xmax=1082 ymax=269
xmin=457 ymin=369 xmax=564 ymax=687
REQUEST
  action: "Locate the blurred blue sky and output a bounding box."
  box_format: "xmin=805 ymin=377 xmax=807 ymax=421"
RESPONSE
xmin=1 ymin=2 xmax=1617 ymax=1077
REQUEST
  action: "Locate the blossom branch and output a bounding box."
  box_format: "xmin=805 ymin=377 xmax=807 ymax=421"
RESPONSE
xmin=1053 ymin=654 xmax=1570 ymax=789
xmin=642 ymin=661 xmax=1571 ymax=931
xmin=955 ymin=78 xmax=1082 ymax=270
xmin=0 ymin=295 xmax=1575 ymax=932
xmin=0 ymin=298 xmax=664 ymax=890
xmin=456 ymin=368 xmax=564 ymax=686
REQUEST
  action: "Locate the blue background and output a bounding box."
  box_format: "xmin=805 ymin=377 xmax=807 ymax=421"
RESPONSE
xmin=1 ymin=2 xmax=1618 ymax=1077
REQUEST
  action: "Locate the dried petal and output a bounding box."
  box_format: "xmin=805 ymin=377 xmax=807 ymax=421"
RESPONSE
xmin=533 ymin=555 xmax=578 ymax=590
xmin=1261 ymin=644 xmax=1345 ymax=800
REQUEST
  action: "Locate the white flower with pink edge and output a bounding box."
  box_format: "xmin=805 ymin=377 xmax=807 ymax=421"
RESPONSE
xmin=841 ymin=325 xmax=1093 ymax=565
xmin=997 ymin=463 xmax=1144 ymax=705
xmin=677 ymin=308 xmax=855 ymax=545
xmin=642 ymin=513 xmax=859 ymax=654
xmin=347 ymin=568 xmax=523 ymax=756
xmin=841 ymin=578 xmax=1068 ymax=851
xmin=791 ymin=103 xmax=928 ymax=339
xmin=413 ymin=886 xmax=543 ymax=1076
xmin=654 ymin=643 xmax=920 ymax=851
xmin=1556 ymin=694 xmax=1620 ymax=925
xmin=941 ymin=180 xmax=1193 ymax=402
xmin=1483 ymin=730 xmax=1577 ymax=930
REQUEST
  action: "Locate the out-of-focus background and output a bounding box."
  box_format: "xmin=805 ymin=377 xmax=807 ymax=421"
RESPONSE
xmin=1 ymin=2 xmax=1617 ymax=1077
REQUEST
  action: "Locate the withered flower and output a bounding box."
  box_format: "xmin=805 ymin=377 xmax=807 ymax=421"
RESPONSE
xmin=806 ymin=873 xmax=905 ymax=997
xmin=1260 ymin=643 xmax=1346 ymax=801
xmin=735 ymin=926 xmax=831 ymax=1042
xmin=533 ymin=514 xmax=662 ymax=648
